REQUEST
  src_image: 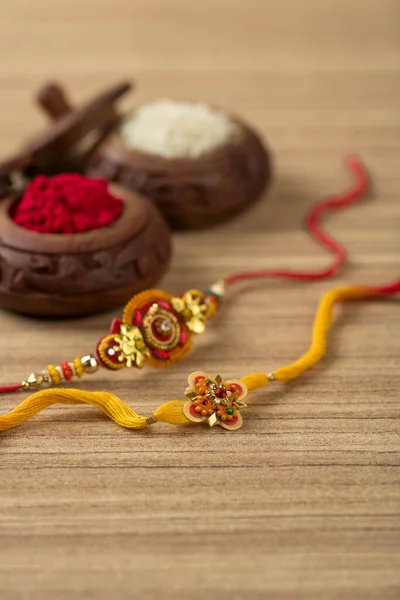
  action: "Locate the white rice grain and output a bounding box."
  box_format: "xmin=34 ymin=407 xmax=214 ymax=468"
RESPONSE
xmin=120 ymin=99 xmax=240 ymax=159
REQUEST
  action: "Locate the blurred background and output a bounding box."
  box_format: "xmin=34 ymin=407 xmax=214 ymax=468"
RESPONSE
xmin=2 ymin=1 xmax=399 ymax=179
xmin=1 ymin=0 xmax=398 ymax=280
xmin=1 ymin=1 xmax=399 ymax=259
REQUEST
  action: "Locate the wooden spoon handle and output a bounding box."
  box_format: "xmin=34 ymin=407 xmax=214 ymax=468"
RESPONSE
xmin=37 ymin=82 xmax=73 ymax=119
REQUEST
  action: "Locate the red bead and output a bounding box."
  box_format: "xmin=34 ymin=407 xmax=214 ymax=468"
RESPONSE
xmin=61 ymin=362 xmax=73 ymax=381
xmin=215 ymin=387 xmax=227 ymax=398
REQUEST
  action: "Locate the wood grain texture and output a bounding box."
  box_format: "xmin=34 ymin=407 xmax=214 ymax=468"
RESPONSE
xmin=0 ymin=1 xmax=399 ymax=598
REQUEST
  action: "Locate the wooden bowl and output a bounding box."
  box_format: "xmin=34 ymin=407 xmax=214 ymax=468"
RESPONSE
xmin=0 ymin=184 xmax=172 ymax=316
xmin=86 ymin=113 xmax=271 ymax=230
xmin=32 ymin=83 xmax=272 ymax=230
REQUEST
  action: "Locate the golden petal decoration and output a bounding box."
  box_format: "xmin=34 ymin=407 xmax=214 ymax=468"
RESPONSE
xmin=227 ymin=379 xmax=248 ymax=402
xmin=219 ymin=413 xmax=243 ymax=431
xmin=183 ymin=372 xmax=248 ymax=431
xmin=171 ymin=297 xmax=186 ymax=313
xmin=183 ymin=400 xmax=204 ymax=424
xmin=186 ymin=317 xmax=206 ymax=334
xmin=233 ymin=400 xmax=248 ymax=408
xmin=207 ymin=413 xmax=218 ymax=427
xmin=113 ymin=324 xmax=149 ymax=370
xmin=187 ymin=371 xmax=207 ymax=389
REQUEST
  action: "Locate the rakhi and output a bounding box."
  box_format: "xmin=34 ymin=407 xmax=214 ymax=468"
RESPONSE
xmin=0 ymin=157 xmax=368 ymax=396
xmin=0 ymin=279 xmax=398 ymax=433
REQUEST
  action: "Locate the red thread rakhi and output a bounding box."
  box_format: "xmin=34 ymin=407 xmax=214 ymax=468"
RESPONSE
xmin=0 ymin=157 xmax=370 ymax=394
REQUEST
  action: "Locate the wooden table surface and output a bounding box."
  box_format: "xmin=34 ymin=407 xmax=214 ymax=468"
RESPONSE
xmin=0 ymin=1 xmax=399 ymax=598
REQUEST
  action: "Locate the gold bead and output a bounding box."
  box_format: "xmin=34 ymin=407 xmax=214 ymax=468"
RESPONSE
xmin=26 ymin=372 xmax=44 ymax=389
xmin=209 ymin=279 xmax=226 ymax=298
xmin=81 ymin=354 xmax=99 ymax=374
xmin=41 ymin=370 xmax=50 ymax=383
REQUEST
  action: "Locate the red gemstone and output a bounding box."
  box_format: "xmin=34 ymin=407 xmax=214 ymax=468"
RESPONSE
xmin=133 ymin=310 xmax=143 ymax=326
xmin=228 ymin=384 xmax=242 ymax=394
xmin=179 ymin=330 xmax=188 ymax=346
xmin=96 ymin=339 xmax=119 ymax=369
xmin=110 ymin=319 xmax=122 ymax=334
xmin=158 ymin=300 xmax=172 ymax=310
xmin=152 ymin=349 xmax=169 ymax=360
xmin=215 ymin=387 xmax=227 ymax=398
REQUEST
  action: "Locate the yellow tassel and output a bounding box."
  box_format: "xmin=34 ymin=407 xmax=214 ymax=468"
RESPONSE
xmin=0 ymin=388 xmax=191 ymax=432
xmin=240 ymin=373 xmax=270 ymax=392
xmin=0 ymin=389 xmax=147 ymax=432
xmin=153 ymin=400 xmax=189 ymax=424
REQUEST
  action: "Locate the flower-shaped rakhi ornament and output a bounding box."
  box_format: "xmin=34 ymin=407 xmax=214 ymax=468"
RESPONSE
xmin=123 ymin=289 xmax=193 ymax=368
xmin=183 ymin=372 xmax=248 ymax=431
xmin=96 ymin=286 xmax=223 ymax=372
xmin=97 ymin=324 xmax=149 ymax=369
xmin=171 ymin=290 xmax=218 ymax=334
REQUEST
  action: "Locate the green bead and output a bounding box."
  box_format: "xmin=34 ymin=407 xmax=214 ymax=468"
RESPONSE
xmin=226 ymin=408 xmax=233 ymax=415
xmin=206 ymin=380 xmax=213 ymax=386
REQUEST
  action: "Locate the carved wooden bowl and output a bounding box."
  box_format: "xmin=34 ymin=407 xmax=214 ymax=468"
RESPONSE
xmin=0 ymin=184 xmax=172 ymax=316
xmin=87 ymin=114 xmax=271 ymax=230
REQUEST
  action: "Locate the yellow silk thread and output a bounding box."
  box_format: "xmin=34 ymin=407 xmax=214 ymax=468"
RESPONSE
xmin=0 ymin=388 xmax=188 ymax=432
xmin=273 ymin=285 xmax=377 ymax=382
xmin=0 ymin=284 xmax=388 ymax=432
xmin=232 ymin=285 xmax=380 ymax=392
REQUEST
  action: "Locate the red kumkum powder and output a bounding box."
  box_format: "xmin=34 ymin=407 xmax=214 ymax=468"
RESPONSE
xmin=13 ymin=174 xmax=124 ymax=234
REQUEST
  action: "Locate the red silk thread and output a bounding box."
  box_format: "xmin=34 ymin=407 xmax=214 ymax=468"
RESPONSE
xmin=224 ymin=156 xmax=368 ymax=286
xmin=372 ymin=281 xmax=400 ymax=295
xmin=0 ymin=385 xmax=23 ymax=394
xmin=13 ymin=174 xmax=123 ymax=234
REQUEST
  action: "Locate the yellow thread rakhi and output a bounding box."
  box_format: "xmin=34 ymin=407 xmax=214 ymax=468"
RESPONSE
xmin=0 ymin=281 xmax=398 ymax=434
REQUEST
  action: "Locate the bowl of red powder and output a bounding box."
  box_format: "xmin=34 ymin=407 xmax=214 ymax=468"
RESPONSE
xmin=0 ymin=174 xmax=171 ymax=316
xmin=12 ymin=174 xmax=125 ymax=234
